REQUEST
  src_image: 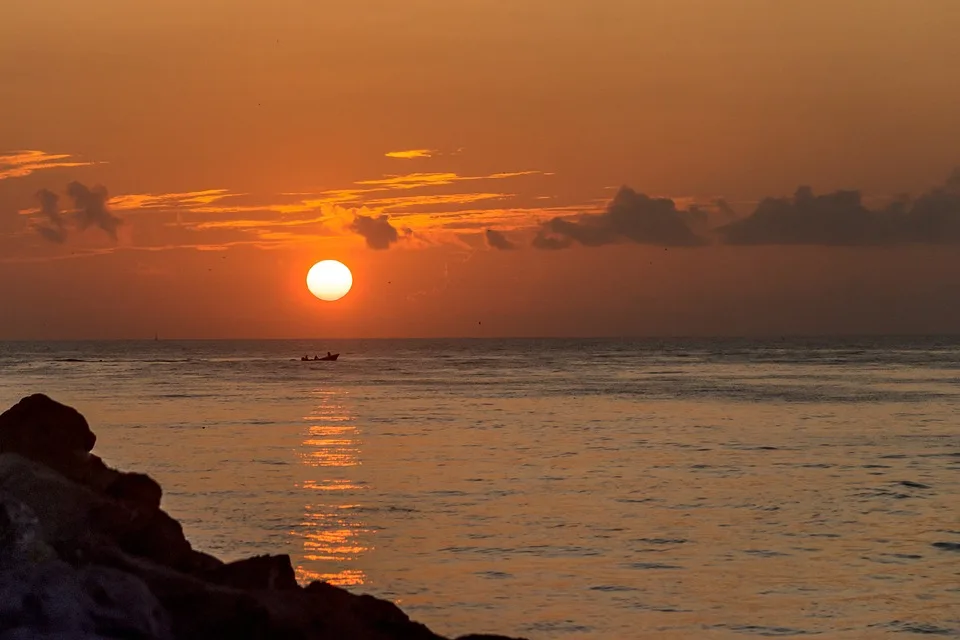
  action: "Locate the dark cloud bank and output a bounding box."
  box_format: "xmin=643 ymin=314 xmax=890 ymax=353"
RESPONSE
xmin=533 ymin=187 xmax=706 ymax=249
xmin=523 ymin=171 xmax=960 ymax=250
xmin=485 ymin=229 xmax=516 ymax=250
xmin=349 ymin=213 xmax=415 ymax=250
xmin=32 ymin=182 xmax=121 ymax=243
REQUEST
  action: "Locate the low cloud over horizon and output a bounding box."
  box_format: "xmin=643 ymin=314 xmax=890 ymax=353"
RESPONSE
xmin=532 ymin=186 xmax=706 ymax=249
xmin=721 ymin=171 xmax=960 ymax=246
xmin=527 ymin=171 xmax=960 ymax=250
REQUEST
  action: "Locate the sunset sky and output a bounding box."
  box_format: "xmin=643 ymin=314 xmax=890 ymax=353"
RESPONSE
xmin=2 ymin=0 xmax=960 ymax=338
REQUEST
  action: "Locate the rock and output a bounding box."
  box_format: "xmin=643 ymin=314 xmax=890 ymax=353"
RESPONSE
xmin=0 ymin=396 xmax=161 ymax=514
xmin=0 ymin=455 xmax=112 ymax=549
xmin=0 ymin=561 xmax=172 ymax=639
xmin=202 ymin=555 xmax=299 ymax=591
xmin=300 ymin=581 xmax=441 ymax=639
xmin=76 ymin=565 xmax=173 ymax=639
xmin=0 ymin=394 xmax=96 ymax=458
xmin=0 ymin=496 xmax=171 ymax=639
xmin=0 ymin=494 xmax=57 ymax=568
xmin=0 ymin=397 xmax=135 ymax=509
xmin=112 ymin=509 xmax=196 ymax=572
xmin=0 ymin=455 xmax=206 ymax=574
xmin=79 ymin=544 xmax=447 ymax=640
xmin=79 ymin=546 xmax=299 ymax=640
xmin=104 ymin=473 xmax=162 ymax=511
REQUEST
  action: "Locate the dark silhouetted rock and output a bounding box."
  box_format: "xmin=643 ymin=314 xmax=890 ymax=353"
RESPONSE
xmin=0 ymin=397 xmax=146 ymax=509
xmin=0 ymin=454 xmax=114 ymax=547
xmin=105 ymin=472 xmax=163 ymax=510
xmin=302 ymin=580 xmax=440 ymax=638
xmin=203 ymin=554 xmax=299 ymax=591
xmin=0 ymin=495 xmax=172 ymax=639
xmin=0 ymin=395 xmax=528 ymax=640
xmin=0 ymin=561 xmax=173 ymax=639
xmin=0 ymin=493 xmax=56 ymax=568
xmin=0 ymin=394 xmax=96 ymax=457
xmin=114 ymin=508 xmax=198 ymax=572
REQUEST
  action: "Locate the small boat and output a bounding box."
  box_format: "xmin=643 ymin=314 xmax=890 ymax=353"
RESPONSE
xmin=301 ymin=353 xmax=339 ymax=362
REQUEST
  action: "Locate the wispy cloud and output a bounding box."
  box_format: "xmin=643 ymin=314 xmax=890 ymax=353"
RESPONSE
xmin=366 ymin=192 xmax=509 ymax=210
xmin=109 ymin=189 xmax=235 ymax=211
xmin=0 ymin=150 xmax=97 ymax=181
xmin=385 ymin=149 xmax=437 ymax=159
xmin=185 ymin=214 xmax=334 ymax=231
xmin=13 ymin=165 xmax=556 ymax=254
xmin=356 ymin=171 xmax=544 ymax=190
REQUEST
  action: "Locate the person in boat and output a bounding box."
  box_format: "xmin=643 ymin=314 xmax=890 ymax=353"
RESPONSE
xmin=327 ymin=351 xmax=332 ymax=358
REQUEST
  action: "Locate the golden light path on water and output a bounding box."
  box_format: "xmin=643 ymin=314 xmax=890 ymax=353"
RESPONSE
xmin=295 ymin=388 xmax=369 ymax=587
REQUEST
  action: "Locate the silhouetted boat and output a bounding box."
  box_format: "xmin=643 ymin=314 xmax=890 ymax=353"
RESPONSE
xmin=301 ymin=353 xmax=339 ymax=362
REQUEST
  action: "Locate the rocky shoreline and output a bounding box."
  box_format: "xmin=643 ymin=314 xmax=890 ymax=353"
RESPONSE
xmin=0 ymin=394 xmax=525 ymax=640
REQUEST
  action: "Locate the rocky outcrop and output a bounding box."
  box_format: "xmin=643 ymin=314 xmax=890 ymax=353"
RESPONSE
xmin=0 ymin=394 xmax=525 ymax=640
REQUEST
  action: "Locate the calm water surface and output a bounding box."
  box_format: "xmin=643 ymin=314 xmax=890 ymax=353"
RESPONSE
xmin=0 ymin=338 xmax=958 ymax=639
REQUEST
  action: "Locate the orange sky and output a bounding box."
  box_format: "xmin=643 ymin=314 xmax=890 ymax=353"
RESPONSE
xmin=2 ymin=1 xmax=960 ymax=338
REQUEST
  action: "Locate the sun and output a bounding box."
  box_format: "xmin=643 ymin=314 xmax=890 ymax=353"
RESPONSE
xmin=306 ymin=260 xmax=353 ymax=301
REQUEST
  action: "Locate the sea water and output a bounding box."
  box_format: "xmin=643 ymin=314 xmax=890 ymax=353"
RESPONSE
xmin=0 ymin=338 xmax=958 ymax=638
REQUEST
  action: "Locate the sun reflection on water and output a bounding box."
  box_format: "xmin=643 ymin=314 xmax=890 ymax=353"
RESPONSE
xmin=294 ymin=389 xmax=369 ymax=587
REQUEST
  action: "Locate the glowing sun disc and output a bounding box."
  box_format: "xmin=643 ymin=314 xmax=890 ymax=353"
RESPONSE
xmin=307 ymin=260 xmax=353 ymax=301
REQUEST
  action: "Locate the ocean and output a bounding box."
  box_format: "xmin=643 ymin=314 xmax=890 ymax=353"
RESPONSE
xmin=0 ymin=338 xmax=958 ymax=639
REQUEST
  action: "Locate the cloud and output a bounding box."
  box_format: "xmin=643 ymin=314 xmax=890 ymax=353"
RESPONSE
xmin=108 ymin=189 xmax=234 ymax=211
xmin=715 ymin=199 xmax=738 ymax=222
xmin=27 ymin=182 xmax=121 ymax=242
xmin=720 ymin=186 xmax=877 ymax=245
xmin=66 ymin=181 xmax=122 ymax=239
xmin=532 ymin=186 xmax=705 ymax=249
xmin=531 ymin=234 xmax=572 ymax=250
xmin=349 ymin=214 xmax=400 ymax=250
xmin=894 ymin=169 xmax=960 ymax=244
xmin=32 ymin=189 xmax=67 ymax=243
xmin=719 ymin=170 xmax=960 ymax=245
xmin=485 ymin=229 xmax=516 ymax=250
xmin=365 ymin=192 xmax=508 ymax=210
xmin=385 ymin=149 xmax=436 ymax=159
xmin=0 ymin=150 xmax=97 ymax=181
xmin=355 ymin=171 xmax=543 ymax=190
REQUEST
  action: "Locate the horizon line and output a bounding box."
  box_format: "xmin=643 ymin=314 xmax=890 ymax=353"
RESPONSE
xmin=2 ymin=333 xmax=959 ymax=342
